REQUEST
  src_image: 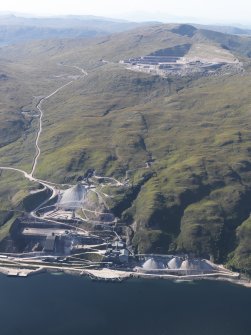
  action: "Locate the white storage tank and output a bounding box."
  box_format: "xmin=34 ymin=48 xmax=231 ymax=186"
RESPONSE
xmin=167 ymin=257 xmax=182 ymax=269
xmin=142 ymin=258 xmax=159 ymax=270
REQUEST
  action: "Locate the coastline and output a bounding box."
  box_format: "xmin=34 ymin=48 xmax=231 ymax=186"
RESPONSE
xmin=1 ymin=265 xmax=250 ymax=288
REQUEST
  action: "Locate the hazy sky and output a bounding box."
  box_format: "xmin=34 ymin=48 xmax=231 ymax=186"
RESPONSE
xmin=0 ymin=0 xmax=251 ymax=25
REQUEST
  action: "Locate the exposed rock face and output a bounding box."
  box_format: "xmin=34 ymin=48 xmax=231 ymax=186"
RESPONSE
xmin=171 ymin=24 xmax=198 ymax=37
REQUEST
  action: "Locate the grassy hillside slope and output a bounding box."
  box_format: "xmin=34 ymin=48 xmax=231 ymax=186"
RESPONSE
xmin=0 ymin=24 xmax=251 ymax=271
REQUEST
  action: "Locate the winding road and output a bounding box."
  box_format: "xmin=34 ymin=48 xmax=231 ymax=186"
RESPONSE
xmin=0 ymin=64 xmax=88 ymax=217
xmin=30 ymin=80 xmax=75 ymax=177
xmin=31 ymin=64 xmax=88 ymax=177
xmin=0 ymin=62 xmax=128 ymax=240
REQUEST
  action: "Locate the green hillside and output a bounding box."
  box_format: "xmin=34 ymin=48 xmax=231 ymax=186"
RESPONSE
xmin=0 ymin=24 xmax=251 ymax=272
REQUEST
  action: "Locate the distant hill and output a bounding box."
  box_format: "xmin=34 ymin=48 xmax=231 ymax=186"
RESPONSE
xmin=0 ymin=14 xmax=155 ymax=46
xmin=1 ymin=14 xmax=251 ymax=47
xmin=0 ymin=23 xmax=251 ymax=273
xmin=193 ymin=24 xmax=251 ymax=36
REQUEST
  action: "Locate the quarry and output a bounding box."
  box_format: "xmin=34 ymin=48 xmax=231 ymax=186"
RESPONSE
xmin=120 ymin=43 xmax=243 ymax=77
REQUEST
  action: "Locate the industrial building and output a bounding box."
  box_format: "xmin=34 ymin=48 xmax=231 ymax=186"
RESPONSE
xmin=43 ymin=235 xmax=57 ymax=252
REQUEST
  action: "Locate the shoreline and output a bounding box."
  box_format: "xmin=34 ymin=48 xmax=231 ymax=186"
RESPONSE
xmin=1 ymin=265 xmax=250 ymax=288
xmin=64 ymin=269 xmax=251 ymax=288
